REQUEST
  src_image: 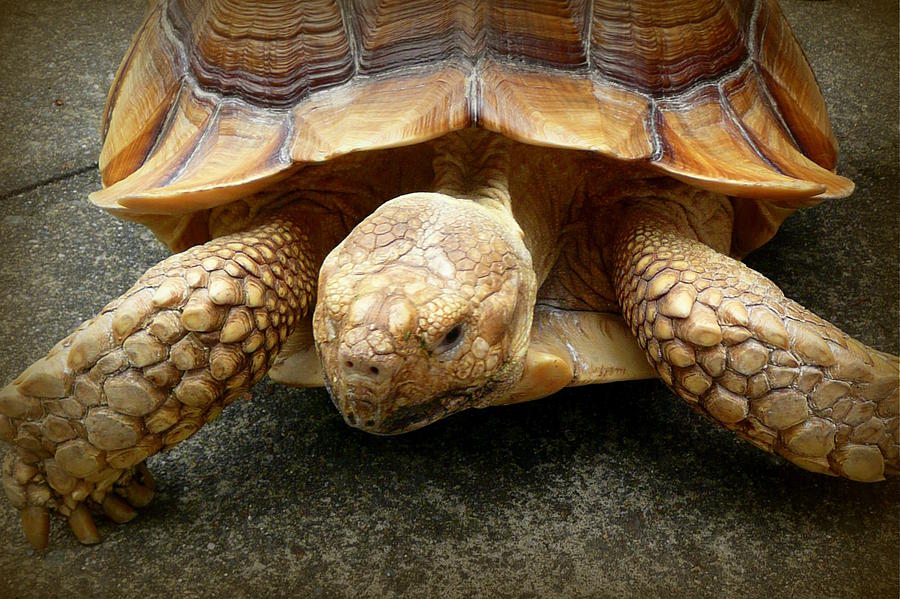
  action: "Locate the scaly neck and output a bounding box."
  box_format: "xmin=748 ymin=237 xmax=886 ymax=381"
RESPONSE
xmin=432 ymin=129 xmax=512 ymax=206
xmin=431 ymin=129 xmax=564 ymax=287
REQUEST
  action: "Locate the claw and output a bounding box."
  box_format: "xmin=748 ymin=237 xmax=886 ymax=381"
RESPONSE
xmin=21 ymin=506 xmax=50 ymax=551
xmin=102 ymin=494 xmax=138 ymax=523
xmin=136 ymin=462 xmax=155 ymax=491
xmin=68 ymin=504 xmax=100 ymax=545
xmin=124 ymin=481 xmax=154 ymax=508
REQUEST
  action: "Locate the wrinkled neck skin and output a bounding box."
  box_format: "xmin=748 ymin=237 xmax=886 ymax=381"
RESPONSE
xmin=431 ymin=130 xmax=577 ymax=288
xmin=431 ymin=131 xmax=550 ymax=282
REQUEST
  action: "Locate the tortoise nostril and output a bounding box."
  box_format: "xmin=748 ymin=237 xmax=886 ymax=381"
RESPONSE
xmin=346 ymin=412 xmax=357 ymax=425
xmin=339 ymin=352 xmax=394 ymax=383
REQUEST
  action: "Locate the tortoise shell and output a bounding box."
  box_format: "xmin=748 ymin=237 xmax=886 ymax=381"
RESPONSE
xmin=91 ymin=0 xmax=852 ymax=257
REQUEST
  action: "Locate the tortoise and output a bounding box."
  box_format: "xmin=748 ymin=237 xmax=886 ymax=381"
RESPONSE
xmin=1 ymin=0 xmax=897 ymax=551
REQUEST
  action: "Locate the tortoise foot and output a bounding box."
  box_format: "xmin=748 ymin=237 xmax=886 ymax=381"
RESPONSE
xmin=0 ymin=212 xmax=316 ymax=549
xmin=4 ymin=450 xmax=155 ymax=550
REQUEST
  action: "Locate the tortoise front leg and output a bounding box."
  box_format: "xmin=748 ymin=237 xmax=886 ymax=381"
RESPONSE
xmin=0 ymin=211 xmax=316 ymax=549
xmin=609 ymin=201 xmax=898 ymax=481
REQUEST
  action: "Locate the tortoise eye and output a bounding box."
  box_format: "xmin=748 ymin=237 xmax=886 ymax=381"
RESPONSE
xmin=436 ymin=324 xmax=465 ymax=354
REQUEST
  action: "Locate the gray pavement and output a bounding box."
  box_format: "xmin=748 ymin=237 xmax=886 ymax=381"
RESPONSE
xmin=0 ymin=1 xmax=897 ymax=598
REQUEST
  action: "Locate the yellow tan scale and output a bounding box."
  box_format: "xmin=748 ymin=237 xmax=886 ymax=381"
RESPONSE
xmin=0 ymin=213 xmax=317 ymax=549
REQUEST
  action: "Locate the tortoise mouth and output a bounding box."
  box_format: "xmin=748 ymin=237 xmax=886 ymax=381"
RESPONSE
xmin=356 ymin=395 xmax=455 ymax=435
xmin=324 ymin=369 xmax=509 ymax=435
xmin=325 ymin=379 xmax=470 ymax=435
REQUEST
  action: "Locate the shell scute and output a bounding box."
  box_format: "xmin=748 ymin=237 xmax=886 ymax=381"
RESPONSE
xmin=174 ymin=0 xmax=355 ymax=108
xmin=753 ymin=0 xmax=837 ymax=169
xmin=590 ymin=0 xmax=750 ymax=95
xmin=477 ymin=61 xmax=653 ymax=160
xmin=100 ymin=1 xmax=186 ymax=187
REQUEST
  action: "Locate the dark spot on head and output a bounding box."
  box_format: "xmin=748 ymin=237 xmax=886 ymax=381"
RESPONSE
xmin=443 ymin=325 xmax=462 ymax=346
xmin=436 ymin=324 xmax=465 ymax=354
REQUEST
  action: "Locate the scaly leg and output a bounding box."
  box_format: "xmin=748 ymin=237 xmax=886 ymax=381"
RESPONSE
xmin=610 ymin=201 xmax=898 ymax=481
xmin=0 ymin=211 xmax=316 ymax=549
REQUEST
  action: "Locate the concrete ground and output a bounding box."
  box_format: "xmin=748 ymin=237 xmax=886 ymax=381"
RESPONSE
xmin=0 ymin=1 xmax=897 ymax=597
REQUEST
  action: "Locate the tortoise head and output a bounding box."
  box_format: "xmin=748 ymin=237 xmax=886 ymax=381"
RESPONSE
xmin=313 ymin=192 xmax=536 ymax=434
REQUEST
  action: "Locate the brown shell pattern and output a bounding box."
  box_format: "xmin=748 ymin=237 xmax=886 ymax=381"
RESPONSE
xmin=93 ymin=0 xmax=851 ymax=252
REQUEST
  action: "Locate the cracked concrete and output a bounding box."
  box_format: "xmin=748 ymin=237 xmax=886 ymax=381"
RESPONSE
xmin=0 ymin=0 xmax=145 ymax=198
xmin=0 ymin=1 xmax=897 ymax=598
